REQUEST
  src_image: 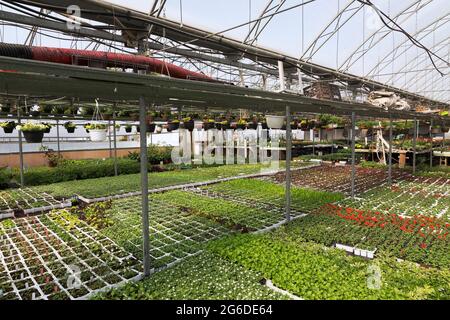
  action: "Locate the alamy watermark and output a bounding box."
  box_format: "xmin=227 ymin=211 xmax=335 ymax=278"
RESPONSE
xmin=171 ymin=129 xmax=283 ymax=173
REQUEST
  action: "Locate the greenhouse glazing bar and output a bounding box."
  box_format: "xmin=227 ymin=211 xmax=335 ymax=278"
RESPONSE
xmin=413 ymin=117 xmax=417 ymax=174
xmin=429 ymin=118 xmax=433 ymax=169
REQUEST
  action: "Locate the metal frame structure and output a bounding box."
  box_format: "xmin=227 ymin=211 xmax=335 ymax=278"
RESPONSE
xmin=1 ymin=0 xmax=449 ymax=106
xmin=0 ymin=0 xmax=449 ymax=278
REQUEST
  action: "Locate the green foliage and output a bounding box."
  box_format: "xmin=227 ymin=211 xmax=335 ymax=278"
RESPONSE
xmin=17 ymin=122 xmax=47 ymax=132
xmin=85 ymin=123 xmax=107 ymax=130
xmin=80 ymin=201 xmax=114 ymax=230
xmin=0 ymin=158 xmax=141 ymax=188
xmin=208 ymin=233 xmax=450 ymax=300
xmin=92 ymin=252 xmax=287 ymax=300
xmin=127 ymin=145 xmax=173 ymax=165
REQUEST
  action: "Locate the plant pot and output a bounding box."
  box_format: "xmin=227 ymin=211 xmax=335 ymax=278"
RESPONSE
xmin=30 ymin=111 xmax=40 ymax=117
xmin=66 ymin=127 xmax=76 ymax=133
xmin=89 ymin=129 xmax=107 ymax=142
xmin=182 ymin=120 xmax=195 ymax=132
xmin=23 ymin=131 xmax=44 ymax=143
xmin=136 ymin=124 xmax=156 ymax=133
xmin=236 ymin=124 xmax=246 ymax=130
xmin=3 ymin=127 xmax=14 ymax=134
xmin=265 ymin=115 xmax=285 ymax=129
xmin=203 ymin=122 xmax=215 ymax=130
xmin=261 ymin=122 xmax=268 ymax=130
xmin=167 ymin=122 xmax=180 ymax=132
xmin=216 ymin=123 xmax=230 ymax=130
xmin=44 ymin=127 xmax=51 ymax=134
xmin=247 ymin=122 xmax=258 ymax=130
xmin=125 ymin=127 xmax=132 ymax=133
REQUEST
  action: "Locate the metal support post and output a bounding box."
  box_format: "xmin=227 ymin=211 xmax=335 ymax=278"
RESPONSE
xmin=388 ymin=114 xmax=393 ymax=185
xmin=351 ymin=112 xmax=356 ymax=198
xmin=113 ymin=103 xmax=118 ymax=176
xmin=413 ymin=117 xmax=417 ymax=174
xmin=56 ymin=119 xmax=60 ymax=157
xmin=139 ymin=96 xmax=151 ymax=277
xmin=429 ymin=118 xmax=433 ymax=169
xmin=285 ymin=105 xmax=292 ymax=222
xmin=17 ymin=101 xmax=24 ymax=187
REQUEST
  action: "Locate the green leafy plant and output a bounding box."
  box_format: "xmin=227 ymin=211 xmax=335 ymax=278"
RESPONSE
xmin=17 ymin=122 xmax=47 ymax=132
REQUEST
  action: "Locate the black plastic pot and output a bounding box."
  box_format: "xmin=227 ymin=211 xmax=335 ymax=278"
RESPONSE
xmin=66 ymin=127 xmax=76 ymax=133
xmin=261 ymin=122 xmax=268 ymax=130
xmin=203 ymin=122 xmax=215 ymax=130
xmin=167 ymin=122 xmax=180 ymax=132
xmin=216 ymin=123 xmax=230 ymax=130
xmin=30 ymin=111 xmax=40 ymax=117
xmin=182 ymin=120 xmax=195 ymax=132
xmin=3 ymin=127 xmax=14 ymax=134
xmin=247 ymin=122 xmax=258 ymax=130
xmin=125 ymin=127 xmax=132 ymax=133
xmin=23 ymin=131 xmax=44 ymax=143
xmin=236 ymin=124 xmax=246 ymax=130
xmin=136 ymin=123 xmax=156 ymax=133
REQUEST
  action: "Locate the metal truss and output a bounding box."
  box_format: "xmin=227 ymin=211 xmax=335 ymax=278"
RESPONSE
xmin=300 ymin=0 xmax=363 ymax=62
xmin=339 ymin=0 xmax=434 ymax=73
xmin=365 ymin=12 xmax=450 ymax=79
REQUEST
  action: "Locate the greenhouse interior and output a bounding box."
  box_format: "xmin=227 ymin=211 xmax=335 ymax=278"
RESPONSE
xmin=0 ymin=0 xmax=449 ymax=305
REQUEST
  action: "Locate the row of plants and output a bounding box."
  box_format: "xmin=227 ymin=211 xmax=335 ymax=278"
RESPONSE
xmin=0 ymin=188 xmax=66 ymax=214
xmin=92 ymin=252 xmax=287 ymax=300
xmin=26 ymin=162 xmax=306 ymax=199
xmin=267 ymin=165 xmax=410 ymax=195
xmin=207 ymin=232 xmax=450 ymax=300
xmin=279 ymin=203 xmax=449 ymax=268
xmin=203 ymin=179 xmax=344 ymax=213
xmin=0 ymin=212 xmax=141 ymax=300
xmin=339 ymin=179 xmax=450 ymax=220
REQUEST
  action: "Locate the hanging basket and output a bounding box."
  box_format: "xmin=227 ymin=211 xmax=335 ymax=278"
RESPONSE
xmin=23 ymin=131 xmax=44 ymax=143
xmin=167 ymin=121 xmax=180 ymax=132
xmin=265 ymin=115 xmax=285 ymax=129
xmin=181 ymin=120 xmax=195 ymax=132
xmin=247 ymin=122 xmax=258 ymax=130
xmin=89 ymin=129 xmax=107 ymax=142
xmin=125 ymin=126 xmax=132 ymax=133
xmin=66 ymin=127 xmax=76 ymax=134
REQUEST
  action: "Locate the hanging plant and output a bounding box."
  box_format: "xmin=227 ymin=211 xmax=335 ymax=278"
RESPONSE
xmin=42 ymin=122 xmax=52 ymax=133
xmin=0 ymin=121 xmax=16 ymax=133
xmin=85 ymin=123 xmax=108 ymax=141
xmin=216 ymin=120 xmax=230 ymax=130
xmin=167 ymin=119 xmax=180 ymax=132
xmin=181 ymin=117 xmax=194 ymax=131
xmin=236 ymin=119 xmax=247 ymax=130
xmin=203 ymin=118 xmax=216 ymax=130
xmin=124 ymin=124 xmax=133 ymax=133
xmin=64 ymin=121 xmax=76 ymax=133
xmin=265 ymin=115 xmax=285 ymax=129
xmin=17 ymin=122 xmax=47 ymax=143
xmin=30 ymin=104 xmax=41 ymax=117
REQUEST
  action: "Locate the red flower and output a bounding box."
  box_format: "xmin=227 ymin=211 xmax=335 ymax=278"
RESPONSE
xmin=420 ymin=243 xmax=427 ymax=249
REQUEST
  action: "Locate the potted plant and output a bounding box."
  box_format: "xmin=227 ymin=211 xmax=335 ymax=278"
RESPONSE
xmin=203 ymin=118 xmax=215 ymax=130
xmin=17 ymin=122 xmax=47 ymax=143
xmin=247 ymin=118 xmax=258 ymax=130
xmin=124 ymin=124 xmax=133 ymax=133
xmin=167 ymin=119 xmax=180 ymax=132
xmin=42 ymin=122 xmax=52 ymax=133
xmin=216 ymin=120 xmax=230 ymax=130
xmin=85 ymin=123 xmax=108 ymax=141
xmin=0 ymin=103 xmax=11 ymax=113
xmin=265 ymin=115 xmax=285 ymax=129
xmin=299 ymin=119 xmax=308 ymax=130
xmin=30 ymin=104 xmax=41 ymax=117
xmin=261 ymin=120 xmax=268 ymax=129
xmin=0 ymin=121 xmax=16 ymax=133
xmin=64 ymin=122 xmax=76 ymax=133
xmin=236 ymin=119 xmax=247 ymax=130
xmin=181 ymin=117 xmax=195 ymax=131
xmin=136 ymin=123 xmax=156 ymax=133
xmin=84 ymin=123 xmax=91 ymax=133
